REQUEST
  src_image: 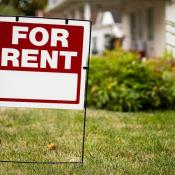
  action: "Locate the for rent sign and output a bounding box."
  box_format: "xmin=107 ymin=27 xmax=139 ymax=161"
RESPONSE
xmin=0 ymin=17 xmax=91 ymax=109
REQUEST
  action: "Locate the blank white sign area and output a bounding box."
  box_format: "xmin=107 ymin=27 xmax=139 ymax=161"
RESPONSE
xmin=0 ymin=71 xmax=78 ymax=101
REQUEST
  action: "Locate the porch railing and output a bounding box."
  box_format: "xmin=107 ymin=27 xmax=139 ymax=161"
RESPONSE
xmin=166 ymin=20 xmax=175 ymax=49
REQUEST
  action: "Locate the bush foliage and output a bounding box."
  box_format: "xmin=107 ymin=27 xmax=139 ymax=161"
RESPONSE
xmin=88 ymin=49 xmax=175 ymax=111
xmin=0 ymin=4 xmax=21 ymax=15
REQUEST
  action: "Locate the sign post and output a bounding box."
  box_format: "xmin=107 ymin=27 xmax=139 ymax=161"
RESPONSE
xmin=0 ymin=16 xmax=91 ymax=164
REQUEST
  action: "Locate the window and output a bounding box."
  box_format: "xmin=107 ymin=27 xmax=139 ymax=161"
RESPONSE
xmin=92 ymin=37 xmax=98 ymax=54
xmin=147 ymin=7 xmax=154 ymax=40
xmin=104 ymin=34 xmax=112 ymax=50
xmin=130 ymin=12 xmax=137 ymax=41
xmin=137 ymin=10 xmax=143 ymax=39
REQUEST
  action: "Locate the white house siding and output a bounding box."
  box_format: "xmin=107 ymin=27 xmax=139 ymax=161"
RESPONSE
xmin=122 ymin=0 xmax=166 ymax=57
xmin=166 ymin=1 xmax=175 ymax=56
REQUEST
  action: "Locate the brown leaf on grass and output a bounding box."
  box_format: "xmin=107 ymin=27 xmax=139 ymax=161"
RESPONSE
xmin=47 ymin=143 xmax=57 ymax=150
xmin=0 ymin=139 xmax=1 ymax=144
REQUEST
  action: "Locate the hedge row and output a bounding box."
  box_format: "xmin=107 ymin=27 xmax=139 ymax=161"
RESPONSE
xmin=88 ymin=49 xmax=175 ymax=111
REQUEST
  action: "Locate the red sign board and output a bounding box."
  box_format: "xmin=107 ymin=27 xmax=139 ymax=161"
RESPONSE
xmin=0 ymin=17 xmax=91 ymax=109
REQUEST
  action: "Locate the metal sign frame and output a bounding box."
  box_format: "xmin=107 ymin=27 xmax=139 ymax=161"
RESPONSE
xmin=0 ymin=15 xmax=92 ymax=165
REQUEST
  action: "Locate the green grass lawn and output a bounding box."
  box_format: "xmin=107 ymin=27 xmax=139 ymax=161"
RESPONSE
xmin=0 ymin=108 xmax=175 ymax=175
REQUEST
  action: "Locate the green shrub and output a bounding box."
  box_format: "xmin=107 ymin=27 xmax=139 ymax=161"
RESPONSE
xmin=88 ymin=49 xmax=175 ymax=111
xmin=0 ymin=4 xmax=21 ymax=15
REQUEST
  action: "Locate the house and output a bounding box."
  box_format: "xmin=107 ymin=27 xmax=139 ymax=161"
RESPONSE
xmin=46 ymin=0 xmax=175 ymax=57
xmin=46 ymin=0 xmax=124 ymax=55
xmin=90 ymin=12 xmax=123 ymax=55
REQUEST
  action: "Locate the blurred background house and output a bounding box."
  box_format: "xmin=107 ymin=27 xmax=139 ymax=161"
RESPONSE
xmin=45 ymin=0 xmax=175 ymax=57
xmin=46 ymin=0 xmax=124 ymax=55
xmin=0 ymin=0 xmax=174 ymax=57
